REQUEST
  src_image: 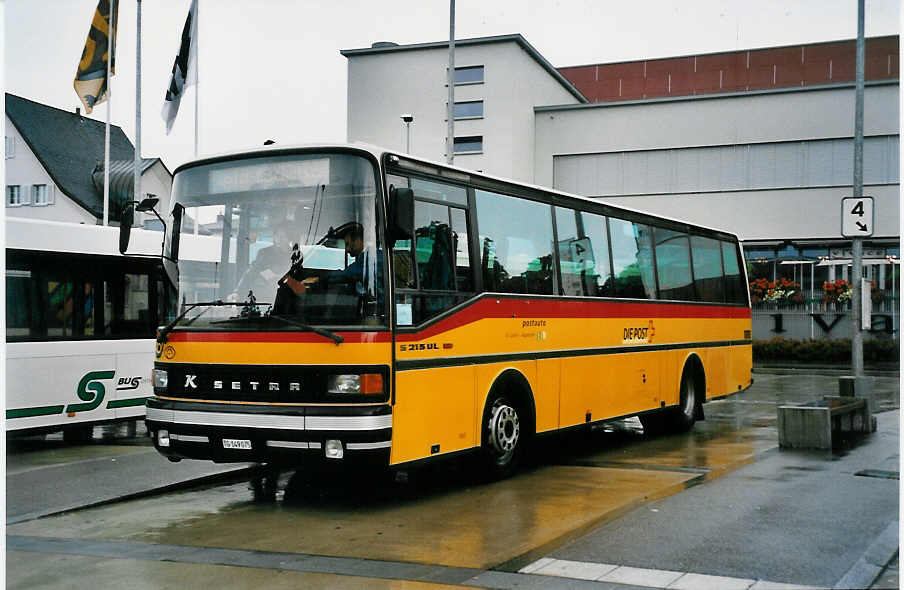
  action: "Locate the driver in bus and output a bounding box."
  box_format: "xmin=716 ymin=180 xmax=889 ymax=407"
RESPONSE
xmin=284 ymin=221 xmax=367 ymax=295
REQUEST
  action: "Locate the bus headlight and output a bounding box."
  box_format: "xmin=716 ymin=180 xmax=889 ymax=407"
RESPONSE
xmin=326 ymin=374 xmax=383 ymax=394
xmin=152 ymin=369 xmax=168 ymax=391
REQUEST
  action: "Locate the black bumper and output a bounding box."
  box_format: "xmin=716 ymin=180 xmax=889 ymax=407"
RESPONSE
xmin=145 ymin=397 xmax=391 ymax=465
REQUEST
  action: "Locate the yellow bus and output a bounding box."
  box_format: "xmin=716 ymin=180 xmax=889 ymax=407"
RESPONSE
xmin=134 ymin=144 xmax=752 ymax=479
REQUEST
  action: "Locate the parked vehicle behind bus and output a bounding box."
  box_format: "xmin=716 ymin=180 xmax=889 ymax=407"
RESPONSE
xmin=5 ymin=217 xmax=215 ymax=440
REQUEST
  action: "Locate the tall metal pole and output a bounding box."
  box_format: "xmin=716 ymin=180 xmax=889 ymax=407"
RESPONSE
xmin=134 ymin=0 xmax=142 ymax=217
xmin=406 ymin=121 xmax=411 ymax=153
xmin=193 ymin=0 xmax=200 ymax=235
xmin=103 ymin=1 xmax=114 ymax=227
xmin=194 ymin=0 xmax=200 ymax=158
xmin=851 ymin=0 xmax=865 ymax=376
xmin=446 ymin=0 xmax=455 ymax=165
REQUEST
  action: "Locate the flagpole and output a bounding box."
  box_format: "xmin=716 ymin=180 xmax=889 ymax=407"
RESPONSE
xmin=194 ymin=0 xmax=199 ymax=158
xmin=194 ymin=0 xmax=200 ymax=235
xmin=134 ymin=0 xmax=142 ymax=221
xmin=103 ymin=1 xmax=114 ymax=227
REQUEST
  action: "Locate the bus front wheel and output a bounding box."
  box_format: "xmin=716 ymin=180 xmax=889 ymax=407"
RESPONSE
xmin=480 ymin=394 xmax=522 ymax=479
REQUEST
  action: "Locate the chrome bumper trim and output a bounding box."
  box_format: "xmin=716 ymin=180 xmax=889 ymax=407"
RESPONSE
xmin=346 ymin=441 xmax=392 ymax=450
xmin=266 ymin=440 xmax=310 ymax=449
xmin=147 ymin=406 xmax=391 ymax=432
xmin=170 ymin=434 xmax=209 ymax=443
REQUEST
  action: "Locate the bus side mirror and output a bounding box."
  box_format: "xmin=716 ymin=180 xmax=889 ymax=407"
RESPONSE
xmin=389 ymin=186 xmax=413 ymax=244
xmin=119 ymin=202 xmax=135 ymax=254
xmin=170 ymin=204 xmax=184 ymax=260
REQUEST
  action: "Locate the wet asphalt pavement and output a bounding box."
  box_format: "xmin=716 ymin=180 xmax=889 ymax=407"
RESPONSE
xmin=5 ymin=370 xmax=900 ymax=589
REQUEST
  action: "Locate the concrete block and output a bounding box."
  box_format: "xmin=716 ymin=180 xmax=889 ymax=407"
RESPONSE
xmin=778 ymin=405 xmax=832 ymax=450
xmin=778 ymin=397 xmax=871 ymax=449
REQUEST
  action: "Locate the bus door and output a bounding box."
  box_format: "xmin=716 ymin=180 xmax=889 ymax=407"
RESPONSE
xmin=390 ymin=176 xmax=478 ymax=464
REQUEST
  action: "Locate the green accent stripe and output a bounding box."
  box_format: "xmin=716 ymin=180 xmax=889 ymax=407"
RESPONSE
xmin=106 ymin=397 xmax=151 ymax=409
xmin=6 ymin=405 xmax=65 ymax=419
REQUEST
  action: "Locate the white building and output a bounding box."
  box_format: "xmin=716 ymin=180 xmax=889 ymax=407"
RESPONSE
xmin=5 ymin=93 xmax=172 ymax=228
xmin=342 ymin=35 xmax=586 ymax=181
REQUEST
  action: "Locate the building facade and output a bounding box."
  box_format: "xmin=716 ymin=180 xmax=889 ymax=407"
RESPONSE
xmin=343 ymin=34 xmax=900 ymax=340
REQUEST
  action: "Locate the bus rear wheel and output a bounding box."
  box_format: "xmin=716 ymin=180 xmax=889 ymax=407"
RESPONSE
xmin=480 ymin=394 xmax=523 ymax=480
xmin=671 ymin=369 xmax=698 ymax=433
xmin=640 ymin=367 xmax=698 ymax=435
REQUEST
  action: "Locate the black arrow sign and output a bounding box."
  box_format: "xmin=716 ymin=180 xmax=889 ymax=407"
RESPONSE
xmin=856 ymin=221 xmax=868 ymax=231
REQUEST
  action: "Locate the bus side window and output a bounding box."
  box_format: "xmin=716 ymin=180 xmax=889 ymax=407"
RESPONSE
xmin=578 ymin=211 xmax=614 ymax=297
xmin=691 ymin=236 xmax=725 ymax=303
xmin=555 ymin=207 xmax=583 ymax=296
xmin=388 ymin=175 xmax=415 ymax=289
xmin=45 ymin=277 xmax=75 ymax=338
xmin=450 ymin=208 xmax=472 ymax=292
xmin=6 ymin=266 xmax=38 ymax=339
xmin=609 ymin=218 xmax=656 ymax=299
xmin=104 ymin=271 xmax=154 ymax=337
xmin=394 ymin=177 xmax=474 ymax=325
xmin=721 ymin=241 xmax=747 ymax=304
xmin=416 ymin=201 xmax=456 ymax=291
xmin=476 ymin=189 xmax=554 ymax=295
xmin=653 ymin=227 xmax=696 ymax=301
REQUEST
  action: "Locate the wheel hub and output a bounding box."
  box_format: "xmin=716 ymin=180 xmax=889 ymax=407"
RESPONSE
xmin=490 ymin=404 xmax=520 ymax=455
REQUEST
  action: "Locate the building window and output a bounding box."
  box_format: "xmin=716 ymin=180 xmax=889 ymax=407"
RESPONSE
xmin=32 ymin=184 xmax=52 ymax=206
xmin=453 ymin=100 xmax=484 ymax=119
xmin=7 ymin=185 xmax=23 ymax=206
xmin=453 ymin=136 xmax=483 ymax=154
xmin=5 ymin=136 xmax=15 ymax=159
xmin=454 ymin=65 xmax=484 ymax=85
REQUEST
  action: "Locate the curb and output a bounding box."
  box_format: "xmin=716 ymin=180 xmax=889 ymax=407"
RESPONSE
xmin=834 ymin=520 xmax=899 ymax=589
xmin=6 ymin=465 xmax=255 ymax=525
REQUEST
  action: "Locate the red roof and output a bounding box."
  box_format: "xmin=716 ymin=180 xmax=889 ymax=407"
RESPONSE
xmin=558 ymin=36 xmax=898 ymax=103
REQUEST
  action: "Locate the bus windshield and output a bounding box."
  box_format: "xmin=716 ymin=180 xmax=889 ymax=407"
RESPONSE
xmin=167 ymin=152 xmax=384 ymax=328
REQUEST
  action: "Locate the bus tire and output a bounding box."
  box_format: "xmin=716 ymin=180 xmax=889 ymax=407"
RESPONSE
xmin=479 ymin=393 xmax=523 ymax=480
xmin=671 ymin=367 xmax=698 ymax=433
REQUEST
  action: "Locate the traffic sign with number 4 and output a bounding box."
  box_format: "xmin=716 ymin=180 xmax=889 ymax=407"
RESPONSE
xmin=841 ymin=196 xmax=874 ymax=237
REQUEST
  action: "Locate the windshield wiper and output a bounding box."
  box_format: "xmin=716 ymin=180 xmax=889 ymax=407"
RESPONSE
xmin=157 ymin=300 xmax=272 ymax=344
xmin=210 ymin=314 xmax=344 ymax=346
xmin=270 ymin=314 xmax=344 ymax=346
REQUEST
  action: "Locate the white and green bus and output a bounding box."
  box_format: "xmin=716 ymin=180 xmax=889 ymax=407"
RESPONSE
xmin=5 ymin=217 xmax=216 ymax=440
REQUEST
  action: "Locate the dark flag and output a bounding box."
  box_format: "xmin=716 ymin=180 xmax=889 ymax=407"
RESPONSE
xmin=162 ymin=0 xmax=198 ymax=134
xmin=74 ymin=0 xmax=118 ymax=114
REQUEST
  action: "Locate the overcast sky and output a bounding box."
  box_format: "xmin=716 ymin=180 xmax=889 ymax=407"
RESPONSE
xmin=3 ymin=0 xmax=900 ymax=171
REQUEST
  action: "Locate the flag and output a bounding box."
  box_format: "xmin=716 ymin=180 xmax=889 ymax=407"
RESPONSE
xmin=162 ymin=0 xmax=199 ymax=134
xmin=74 ymin=0 xmax=118 ymax=114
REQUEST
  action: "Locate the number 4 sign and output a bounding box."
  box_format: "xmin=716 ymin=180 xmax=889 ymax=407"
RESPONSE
xmin=841 ymin=196 xmax=874 ymax=237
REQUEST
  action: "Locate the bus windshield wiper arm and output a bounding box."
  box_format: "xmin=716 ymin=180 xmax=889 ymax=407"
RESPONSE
xmin=157 ymin=300 xmax=271 ymax=344
xmin=208 ymin=313 xmax=344 ymax=346
xmin=269 ymin=314 xmax=344 ymax=346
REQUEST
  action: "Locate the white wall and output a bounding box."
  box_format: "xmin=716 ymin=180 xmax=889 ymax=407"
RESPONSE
xmin=4 ymin=116 xmax=95 ymax=224
xmin=346 ymin=40 xmax=579 ymax=183
xmin=535 ymin=83 xmax=900 ymax=242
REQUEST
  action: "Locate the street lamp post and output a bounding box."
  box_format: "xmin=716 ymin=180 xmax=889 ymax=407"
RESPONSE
xmin=401 ymin=114 xmax=413 ymax=153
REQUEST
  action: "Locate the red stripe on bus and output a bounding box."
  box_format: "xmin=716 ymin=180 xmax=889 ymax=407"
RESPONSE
xmin=397 ymin=298 xmax=750 ymax=342
xmin=166 ymin=331 xmax=392 ymax=344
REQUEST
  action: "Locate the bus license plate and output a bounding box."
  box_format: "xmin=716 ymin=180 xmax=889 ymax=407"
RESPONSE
xmin=222 ymin=439 xmax=252 ymax=450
